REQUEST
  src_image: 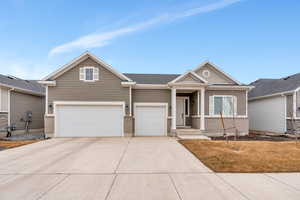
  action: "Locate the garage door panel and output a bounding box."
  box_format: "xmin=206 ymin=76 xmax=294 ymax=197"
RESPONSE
xmin=135 ymin=105 xmax=166 ymax=136
xmin=56 ymin=104 xmax=123 ymax=137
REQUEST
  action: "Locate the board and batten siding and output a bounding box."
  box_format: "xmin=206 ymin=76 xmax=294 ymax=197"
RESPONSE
xmin=10 ymin=91 xmax=45 ymax=130
xmin=248 ymin=96 xmax=286 ymax=133
xmin=48 ymin=57 xmax=130 ymax=114
xmin=0 ymin=88 xmax=9 ymax=112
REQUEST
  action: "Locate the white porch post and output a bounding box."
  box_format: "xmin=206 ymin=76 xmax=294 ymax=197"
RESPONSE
xmin=197 ymin=90 xmax=200 ymax=116
xmin=171 ymin=88 xmax=176 ymax=130
xmin=200 ymin=87 xmax=205 ymax=130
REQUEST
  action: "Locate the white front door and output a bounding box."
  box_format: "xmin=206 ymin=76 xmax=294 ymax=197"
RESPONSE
xmin=176 ymin=98 xmax=185 ymax=126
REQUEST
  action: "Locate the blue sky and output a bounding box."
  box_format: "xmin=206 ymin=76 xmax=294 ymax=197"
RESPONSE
xmin=0 ymin=0 xmax=299 ymax=83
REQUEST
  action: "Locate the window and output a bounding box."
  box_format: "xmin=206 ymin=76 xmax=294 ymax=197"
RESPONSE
xmin=80 ymin=67 xmax=99 ymax=81
xmin=85 ymin=68 xmax=94 ymax=81
xmin=185 ymin=98 xmax=189 ymax=116
xmin=202 ymin=70 xmax=210 ymax=78
xmin=213 ymin=96 xmax=234 ymax=116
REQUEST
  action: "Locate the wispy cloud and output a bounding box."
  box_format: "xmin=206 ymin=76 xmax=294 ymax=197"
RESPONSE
xmin=0 ymin=59 xmax=51 ymax=80
xmin=49 ymin=0 xmax=241 ymax=56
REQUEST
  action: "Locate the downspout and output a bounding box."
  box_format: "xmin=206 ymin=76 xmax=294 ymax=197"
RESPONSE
xmin=8 ymin=88 xmax=14 ymax=126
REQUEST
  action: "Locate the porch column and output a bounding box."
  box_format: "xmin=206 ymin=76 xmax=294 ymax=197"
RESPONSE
xmin=197 ymin=91 xmax=200 ymax=116
xmin=171 ymin=88 xmax=176 ymax=130
xmin=200 ymin=87 xmax=205 ymax=130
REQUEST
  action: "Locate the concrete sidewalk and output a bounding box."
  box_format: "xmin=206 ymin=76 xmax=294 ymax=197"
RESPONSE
xmin=0 ymin=137 xmax=299 ymax=200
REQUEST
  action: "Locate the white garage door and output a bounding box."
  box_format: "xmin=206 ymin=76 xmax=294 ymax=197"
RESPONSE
xmin=55 ymin=103 xmax=124 ymax=137
xmin=135 ymin=104 xmax=167 ymax=136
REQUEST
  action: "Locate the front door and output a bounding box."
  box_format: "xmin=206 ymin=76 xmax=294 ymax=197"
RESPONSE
xmin=176 ymin=97 xmax=185 ymax=126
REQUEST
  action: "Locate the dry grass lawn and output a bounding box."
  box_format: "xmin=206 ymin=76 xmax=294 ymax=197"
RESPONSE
xmin=0 ymin=140 xmax=39 ymax=149
xmin=179 ymin=140 xmax=300 ymax=173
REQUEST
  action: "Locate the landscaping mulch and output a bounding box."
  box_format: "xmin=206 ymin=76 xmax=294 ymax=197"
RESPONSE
xmin=0 ymin=140 xmax=40 ymax=151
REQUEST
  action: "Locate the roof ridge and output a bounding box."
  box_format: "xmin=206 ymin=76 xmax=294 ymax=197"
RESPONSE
xmin=123 ymin=73 xmax=180 ymax=75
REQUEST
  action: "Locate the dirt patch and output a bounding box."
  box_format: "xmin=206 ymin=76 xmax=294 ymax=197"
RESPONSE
xmin=211 ymin=134 xmax=294 ymax=141
xmin=179 ymin=140 xmax=300 ymax=173
xmin=0 ymin=140 xmax=40 ymax=150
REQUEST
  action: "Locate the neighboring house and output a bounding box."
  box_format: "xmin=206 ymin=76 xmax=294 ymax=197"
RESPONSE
xmin=0 ymin=75 xmax=45 ymax=135
xmin=40 ymin=52 xmax=252 ymax=137
xmin=249 ymin=73 xmax=300 ymax=134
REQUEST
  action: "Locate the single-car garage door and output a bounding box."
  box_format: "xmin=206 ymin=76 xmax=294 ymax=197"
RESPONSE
xmin=134 ymin=103 xmax=167 ymax=136
xmin=55 ymin=102 xmax=124 ymax=137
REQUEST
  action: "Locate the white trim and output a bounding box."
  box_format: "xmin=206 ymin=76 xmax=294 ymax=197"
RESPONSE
xmin=133 ymin=84 xmax=169 ymax=89
xmin=53 ymin=101 xmax=125 ymax=137
xmin=0 ymin=83 xmax=44 ymax=96
xmin=284 ymin=95 xmax=287 ymax=132
xmin=205 ymin=115 xmax=248 ymax=119
xmin=133 ymin=102 xmax=168 ymax=136
xmin=202 ymin=70 xmax=210 ymax=78
xmin=129 ymin=86 xmax=132 ymax=116
xmin=169 ymin=70 xmax=208 ymax=84
xmin=197 ymin=91 xmax=200 ymax=116
xmin=200 ymin=88 xmax=205 ymax=130
xmin=176 ymin=96 xmax=188 ymax=126
xmin=293 ymin=91 xmax=297 ymax=119
xmin=193 ymin=61 xmax=242 ymax=85
xmin=121 ymin=82 xmax=136 ymax=87
xmin=208 ymin=85 xmax=253 ymax=90
xmin=82 ymin=66 xmax=97 ymax=82
xmin=246 ymin=90 xmax=248 ymax=117
xmin=171 ymin=88 xmax=176 ymax=130
xmin=7 ymin=88 xmax=14 ymax=126
xmin=210 ymin=95 xmax=236 ymax=117
xmin=38 ymin=81 xmax=56 ymax=86
xmin=43 ymin=51 xmax=132 ymax=82
xmin=249 ymin=90 xmax=294 ymax=101
xmin=45 ymin=86 xmax=48 ymax=115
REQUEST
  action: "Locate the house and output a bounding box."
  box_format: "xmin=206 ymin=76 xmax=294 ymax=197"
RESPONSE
xmin=0 ymin=75 xmax=45 ymax=136
xmin=249 ymin=73 xmax=300 ymax=134
xmin=39 ymin=52 xmax=252 ymax=137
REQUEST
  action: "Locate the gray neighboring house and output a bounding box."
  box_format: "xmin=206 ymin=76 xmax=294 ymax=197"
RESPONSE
xmin=249 ymin=73 xmax=300 ymax=134
xmin=0 ymin=75 xmax=45 ymax=136
xmin=40 ymin=52 xmax=252 ymax=138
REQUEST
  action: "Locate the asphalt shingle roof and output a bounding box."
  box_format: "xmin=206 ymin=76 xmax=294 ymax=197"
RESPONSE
xmin=124 ymin=73 xmax=180 ymax=84
xmin=249 ymin=73 xmax=300 ymax=99
xmin=0 ymin=74 xmax=45 ymax=95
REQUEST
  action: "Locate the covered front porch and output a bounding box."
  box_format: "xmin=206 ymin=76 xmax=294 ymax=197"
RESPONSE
xmin=170 ymin=87 xmax=206 ymax=134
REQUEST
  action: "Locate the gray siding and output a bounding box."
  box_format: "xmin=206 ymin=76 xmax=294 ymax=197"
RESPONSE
xmin=48 ymin=57 xmax=130 ymax=114
xmin=0 ymin=113 xmax=8 ymax=131
xmin=132 ymin=89 xmax=171 ymax=116
xmin=10 ymin=91 xmax=45 ymax=130
xmin=205 ymin=118 xmax=249 ymax=136
xmin=297 ymin=91 xmax=300 ymax=117
xmin=286 ymin=94 xmax=293 ymax=118
xmin=1 ymin=88 xmax=9 ymax=111
xmin=205 ymin=90 xmax=247 ymax=116
xmin=195 ymin=63 xmax=236 ymax=85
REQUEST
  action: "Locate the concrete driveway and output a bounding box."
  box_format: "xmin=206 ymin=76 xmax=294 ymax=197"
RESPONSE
xmin=0 ymin=137 xmax=299 ymax=200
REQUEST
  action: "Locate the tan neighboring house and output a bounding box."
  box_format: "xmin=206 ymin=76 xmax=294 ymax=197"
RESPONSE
xmin=40 ymin=52 xmax=252 ymax=137
xmin=0 ymin=75 xmax=45 ymax=136
xmin=249 ymin=73 xmax=300 ymax=134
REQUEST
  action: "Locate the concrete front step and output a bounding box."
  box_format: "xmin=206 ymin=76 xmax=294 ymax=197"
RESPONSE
xmin=176 ymin=129 xmax=203 ymax=135
xmin=177 ymin=135 xmax=211 ymax=140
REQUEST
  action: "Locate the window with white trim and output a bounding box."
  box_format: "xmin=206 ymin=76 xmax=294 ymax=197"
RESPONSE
xmin=210 ymin=95 xmax=236 ymax=116
xmin=79 ymin=67 xmax=99 ymax=81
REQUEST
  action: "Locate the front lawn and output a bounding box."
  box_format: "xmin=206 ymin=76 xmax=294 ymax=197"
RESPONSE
xmin=179 ymin=140 xmax=300 ymax=172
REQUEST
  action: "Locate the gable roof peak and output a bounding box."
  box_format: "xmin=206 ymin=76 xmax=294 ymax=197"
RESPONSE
xmin=43 ymin=51 xmax=132 ymax=82
xmin=192 ymin=60 xmax=242 ymax=85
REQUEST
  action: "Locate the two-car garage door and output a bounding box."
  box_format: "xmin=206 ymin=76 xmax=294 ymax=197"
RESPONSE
xmin=55 ymin=103 xmax=124 ymax=137
xmin=54 ymin=102 xmax=167 ymax=137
